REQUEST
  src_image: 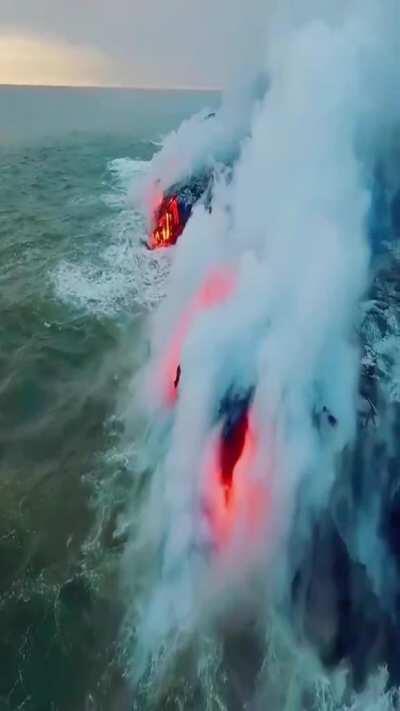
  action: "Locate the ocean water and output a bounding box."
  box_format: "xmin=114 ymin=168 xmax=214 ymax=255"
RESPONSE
xmin=0 ymin=86 xmax=219 ymax=711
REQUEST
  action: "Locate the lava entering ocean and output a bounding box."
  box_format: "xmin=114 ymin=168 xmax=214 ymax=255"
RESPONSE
xmin=122 ymin=2 xmax=400 ymax=708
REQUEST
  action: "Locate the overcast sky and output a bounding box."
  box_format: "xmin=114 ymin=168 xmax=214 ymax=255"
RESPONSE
xmin=0 ymin=0 xmax=268 ymax=88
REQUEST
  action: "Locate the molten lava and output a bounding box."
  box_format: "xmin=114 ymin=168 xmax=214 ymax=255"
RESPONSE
xmin=149 ymin=195 xmax=185 ymax=250
xmin=159 ymin=266 xmax=237 ymax=407
xmin=203 ymin=411 xmax=267 ymax=547
xmin=152 ymin=260 xmax=268 ymax=547
xmin=219 ymin=408 xmax=249 ymax=504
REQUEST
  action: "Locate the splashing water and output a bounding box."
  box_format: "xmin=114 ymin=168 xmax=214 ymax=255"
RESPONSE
xmin=53 ymin=157 xmax=171 ymax=316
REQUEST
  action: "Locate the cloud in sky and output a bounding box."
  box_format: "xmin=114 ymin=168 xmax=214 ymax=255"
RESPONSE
xmin=0 ymin=0 xmax=268 ymax=88
xmin=0 ymin=33 xmax=127 ymax=87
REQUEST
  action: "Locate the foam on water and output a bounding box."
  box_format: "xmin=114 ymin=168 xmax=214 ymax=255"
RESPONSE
xmin=52 ymin=157 xmax=171 ymax=317
xmin=105 ymin=158 xmax=150 ymax=207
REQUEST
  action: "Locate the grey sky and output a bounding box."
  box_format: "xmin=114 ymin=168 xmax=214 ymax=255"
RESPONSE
xmin=0 ymin=0 xmax=268 ymax=87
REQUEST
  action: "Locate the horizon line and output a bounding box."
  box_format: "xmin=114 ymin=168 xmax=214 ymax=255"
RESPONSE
xmin=0 ymin=81 xmax=222 ymax=92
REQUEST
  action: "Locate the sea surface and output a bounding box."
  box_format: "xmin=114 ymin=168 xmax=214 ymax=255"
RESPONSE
xmin=0 ymin=85 xmax=219 ymax=711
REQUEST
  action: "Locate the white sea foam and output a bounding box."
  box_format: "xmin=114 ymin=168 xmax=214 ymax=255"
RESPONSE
xmin=52 ymin=157 xmax=171 ymax=317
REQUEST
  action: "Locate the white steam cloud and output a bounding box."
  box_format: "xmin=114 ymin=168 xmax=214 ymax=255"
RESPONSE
xmin=122 ymin=1 xmax=400 ymax=707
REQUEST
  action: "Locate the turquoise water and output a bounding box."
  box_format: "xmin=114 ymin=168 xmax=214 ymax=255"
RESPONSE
xmin=0 ymin=86 xmax=219 ymax=711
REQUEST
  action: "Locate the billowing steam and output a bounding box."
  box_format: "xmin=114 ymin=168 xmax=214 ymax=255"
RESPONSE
xmin=121 ymin=2 xmax=400 ymax=708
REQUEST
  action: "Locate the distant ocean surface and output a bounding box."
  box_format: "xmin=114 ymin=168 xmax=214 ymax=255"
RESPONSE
xmin=0 ymin=84 xmax=220 ymax=143
xmin=0 ymin=85 xmax=219 ymax=711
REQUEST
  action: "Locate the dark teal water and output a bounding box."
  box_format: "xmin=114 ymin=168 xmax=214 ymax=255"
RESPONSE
xmin=0 ymin=87 xmax=219 ymax=711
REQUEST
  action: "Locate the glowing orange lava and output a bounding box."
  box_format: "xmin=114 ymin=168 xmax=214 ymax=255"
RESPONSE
xmin=203 ymin=413 xmax=267 ymax=547
xmin=159 ymin=266 xmax=237 ymax=407
xmin=149 ymin=195 xmax=185 ymax=249
xmin=154 ymin=262 xmax=268 ymax=548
